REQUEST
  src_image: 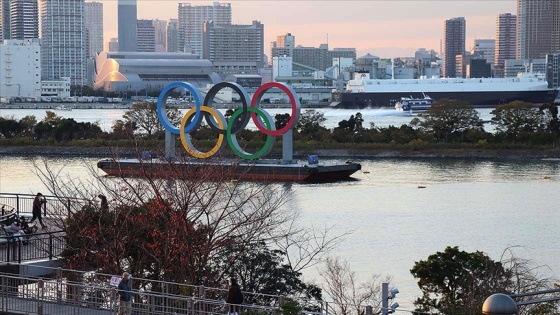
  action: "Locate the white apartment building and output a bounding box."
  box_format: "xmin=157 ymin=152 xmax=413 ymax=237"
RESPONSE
xmin=40 ymin=0 xmax=86 ymax=86
xmin=177 ymin=2 xmax=231 ymax=55
xmin=0 ymin=39 xmax=41 ymax=100
xmin=85 ymin=1 xmax=103 ymax=59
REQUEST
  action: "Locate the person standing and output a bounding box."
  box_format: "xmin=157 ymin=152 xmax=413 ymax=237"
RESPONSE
xmin=226 ymin=278 xmax=243 ymax=315
xmin=117 ymin=272 xmax=132 ymax=315
xmin=30 ymin=193 xmax=46 ymax=229
xmin=98 ymin=194 xmax=108 ymax=211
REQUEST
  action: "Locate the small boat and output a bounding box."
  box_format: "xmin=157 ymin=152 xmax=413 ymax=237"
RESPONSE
xmin=394 ymin=93 xmax=434 ymax=113
xmin=54 ymin=105 xmax=72 ymax=111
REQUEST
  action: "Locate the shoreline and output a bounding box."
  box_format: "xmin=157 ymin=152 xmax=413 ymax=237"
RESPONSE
xmin=1 ymin=145 xmax=559 ymax=161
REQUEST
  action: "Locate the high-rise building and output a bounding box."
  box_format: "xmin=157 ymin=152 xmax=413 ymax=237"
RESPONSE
xmin=203 ymin=20 xmax=264 ymax=78
xmin=495 ymin=13 xmax=516 ymax=77
xmin=136 ymin=19 xmax=155 ymax=52
xmin=0 ymin=0 xmax=11 ymax=41
xmin=517 ymin=0 xmax=560 ymax=59
xmin=166 ymin=19 xmax=178 ymax=52
xmin=443 ymin=17 xmax=466 ymax=78
xmin=9 ymin=0 xmax=38 ymax=40
xmin=118 ymin=0 xmax=136 ymax=52
xmin=153 ymin=19 xmax=167 ymax=52
xmin=178 ymin=2 xmax=231 ymax=55
xmin=85 ymin=1 xmax=103 ymax=59
xmin=40 ymin=0 xmax=86 ymax=85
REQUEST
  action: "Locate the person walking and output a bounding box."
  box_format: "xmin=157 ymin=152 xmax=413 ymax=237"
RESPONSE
xmin=117 ymin=272 xmax=132 ymax=315
xmin=226 ymin=278 xmax=243 ymax=315
xmin=30 ymin=193 xmax=46 ymax=229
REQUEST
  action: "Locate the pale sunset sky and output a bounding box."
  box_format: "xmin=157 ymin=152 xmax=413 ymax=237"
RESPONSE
xmin=98 ymin=0 xmax=517 ymax=58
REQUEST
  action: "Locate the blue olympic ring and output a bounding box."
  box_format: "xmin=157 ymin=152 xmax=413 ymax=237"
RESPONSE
xmin=157 ymin=82 xmax=203 ymax=134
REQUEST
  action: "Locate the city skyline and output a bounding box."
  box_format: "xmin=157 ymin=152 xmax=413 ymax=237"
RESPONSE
xmin=96 ymin=0 xmax=516 ymax=57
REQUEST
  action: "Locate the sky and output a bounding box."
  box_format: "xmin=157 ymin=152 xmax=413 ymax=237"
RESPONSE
xmin=97 ymin=0 xmax=517 ymax=58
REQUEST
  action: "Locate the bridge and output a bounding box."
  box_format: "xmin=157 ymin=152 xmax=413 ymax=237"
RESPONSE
xmin=0 ymin=193 xmax=357 ymax=315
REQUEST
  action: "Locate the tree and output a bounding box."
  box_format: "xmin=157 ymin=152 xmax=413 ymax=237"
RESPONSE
xmin=491 ymin=101 xmax=548 ymax=141
xmin=411 ymin=246 xmax=510 ymax=315
xmin=213 ymin=241 xmax=322 ymax=306
xmin=0 ymin=117 xmax=23 ymax=138
xmin=123 ymin=102 xmax=181 ymax=136
xmin=419 ymin=99 xmax=482 ymax=142
xmin=410 ymin=246 xmax=556 ymax=315
xmin=36 ymin=153 xmax=344 ymax=299
xmin=297 ymin=109 xmax=327 ymax=134
xmin=320 ymin=256 xmax=389 ymax=315
xmin=540 ymin=102 xmax=560 ymax=135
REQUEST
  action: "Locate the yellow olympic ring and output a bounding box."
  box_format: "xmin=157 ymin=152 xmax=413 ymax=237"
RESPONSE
xmin=180 ymin=106 xmax=226 ymax=159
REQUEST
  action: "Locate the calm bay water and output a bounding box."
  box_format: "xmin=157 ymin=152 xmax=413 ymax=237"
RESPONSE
xmin=0 ymin=107 xmax=497 ymax=132
xmin=0 ymin=156 xmax=558 ymax=310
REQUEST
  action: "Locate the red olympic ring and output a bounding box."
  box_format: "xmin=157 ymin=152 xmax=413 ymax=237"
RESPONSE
xmin=250 ymin=82 xmax=301 ymax=137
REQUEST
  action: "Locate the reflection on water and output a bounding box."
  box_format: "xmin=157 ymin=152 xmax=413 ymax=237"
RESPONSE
xmin=0 ymin=156 xmax=559 ymax=309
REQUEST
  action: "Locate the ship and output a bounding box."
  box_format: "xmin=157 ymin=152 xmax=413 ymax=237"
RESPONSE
xmin=333 ymin=72 xmax=559 ymax=109
xmin=394 ymin=94 xmax=435 ymax=113
xmin=96 ymin=157 xmax=362 ymax=183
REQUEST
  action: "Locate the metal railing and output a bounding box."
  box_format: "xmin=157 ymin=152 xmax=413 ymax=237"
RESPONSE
xmin=0 ymin=272 xmax=281 ymax=315
xmin=0 ymin=192 xmax=87 ymax=218
xmin=0 ymin=231 xmax=65 ymax=263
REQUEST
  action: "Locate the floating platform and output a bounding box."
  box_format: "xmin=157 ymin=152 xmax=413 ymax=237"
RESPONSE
xmin=97 ymin=158 xmax=362 ymax=183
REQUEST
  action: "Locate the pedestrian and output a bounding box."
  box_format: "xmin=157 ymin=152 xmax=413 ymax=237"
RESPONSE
xmin=117 ymin=272 xmax=132 ymax=315
xmin=30 ymin=193 xmax=46 ymax=229
xmin=226 ymin=278 xmax=243 ymax=315
xmin=98 ymin=194 xmax=108 ymax=210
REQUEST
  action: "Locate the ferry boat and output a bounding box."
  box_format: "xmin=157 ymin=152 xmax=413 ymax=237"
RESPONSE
xmin=333 ymin=72 xmax=558 ymax=109
xmin=96 ymin=157 xmax=362 ymax=183
xmin=394 ymin=94 xmax=434 ymax=113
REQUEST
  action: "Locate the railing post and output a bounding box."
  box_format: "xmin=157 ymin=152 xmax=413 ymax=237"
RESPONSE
xmin=1 ymin=276 xmax=5 ymax=312
xmin=37 ymin=279 xmax=43 ymax=315
xmin=15 ymin=195 xmax=20 ymax=216
xmin=57 ymin=267 xmax=62 ymax=304
xmin=199 ymin=285 xmax=206 ymax=314
xmin=49 ymin=234 xmax=53 ymax=260
xmin=17 ymin=239 xmax=22 ymax=264
xmin=366 ymin=305 xmax=373 ymax=315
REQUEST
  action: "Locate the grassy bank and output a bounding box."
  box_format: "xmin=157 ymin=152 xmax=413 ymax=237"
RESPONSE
xmin=0 ymin=140 xmax=559 ymax=160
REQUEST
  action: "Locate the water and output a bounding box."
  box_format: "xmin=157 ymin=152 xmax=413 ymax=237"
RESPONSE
xmin=1 ymin=156 xmax=558 ymax=310
xmin=0 ymin=107 xmax=497 ymax=133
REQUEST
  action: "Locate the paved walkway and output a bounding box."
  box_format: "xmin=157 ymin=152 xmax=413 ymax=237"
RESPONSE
xmin=0 ymin=296 xmax=114 ymax=315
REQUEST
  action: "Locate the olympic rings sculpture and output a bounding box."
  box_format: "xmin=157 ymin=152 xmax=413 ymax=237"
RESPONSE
xmin=156 ymin=81 xmax=301 ymax=160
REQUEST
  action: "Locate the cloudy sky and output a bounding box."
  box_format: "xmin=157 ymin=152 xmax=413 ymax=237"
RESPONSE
xmin=98 ymin=0 xmax=517 ymax=57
